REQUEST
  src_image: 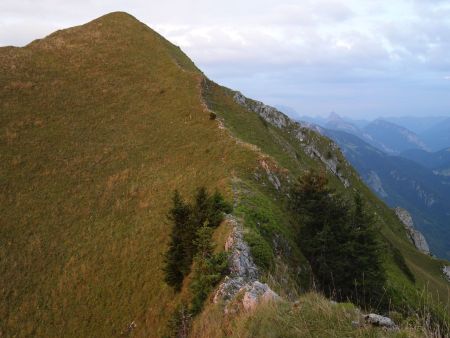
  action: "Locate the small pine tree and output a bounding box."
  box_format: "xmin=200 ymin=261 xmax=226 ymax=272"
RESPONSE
xmin=208 ymin=190 xmax=232 ymax=228
xmin=350 ymin=193 xmax=386 ymax=308
xmin=291 ymin=170 xmax=346 ymax=266
xmin=191 ymin=187 xmax=210 ymax=228
xmin=163 ymin=188 xmax=231 ymax=298
xmin=162 ymin=240 xmax=184 ymax=291
xmin=291 ymin=170 xmax=386 ymax=308
xmin=190 ymin=224 xmax=228 ymax=315
xmin=194 ymin=222 xmax=215 ymax=260
xmin=163 ymin=190 xmax=192 ymax=290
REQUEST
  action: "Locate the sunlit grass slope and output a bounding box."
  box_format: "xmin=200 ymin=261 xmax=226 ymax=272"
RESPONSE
xmin=0 ymin=12 xmax=256 ymax=337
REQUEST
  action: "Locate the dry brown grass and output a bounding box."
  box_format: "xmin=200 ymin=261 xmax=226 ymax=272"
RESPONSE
xmin=190 ymin=291 xmax=436 ymax=338
xmin=0 ymin=12 xmax=257 ymax=337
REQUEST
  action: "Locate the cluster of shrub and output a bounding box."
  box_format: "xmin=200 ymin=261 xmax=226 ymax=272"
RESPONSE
xmin=162 ymin=187 xmax=232 ymax=315
xmin=291 ymin=170 xmax=386 ymax=309
xmin=163 ymin=172 xmax=387 ymax=332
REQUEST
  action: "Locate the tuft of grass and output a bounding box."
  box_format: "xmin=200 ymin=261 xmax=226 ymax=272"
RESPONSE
xmin=244 ymin=230 xmax=274 ymax=271
xmin=190 ymin=292 xmax=433 ymax=338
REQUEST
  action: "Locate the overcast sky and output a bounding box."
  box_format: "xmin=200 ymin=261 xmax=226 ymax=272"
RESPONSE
xmin=1 ymin=0 xmax=450 ymax=119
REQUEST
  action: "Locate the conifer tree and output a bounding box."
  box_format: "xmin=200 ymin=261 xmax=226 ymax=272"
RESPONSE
xmin=190 ymin=224 xmax=228 ymax=314
xmin=208 ymin=190 xmax=232 ymax=228
xmin=191 ymin=187 xmax=210 ymax=228
xmin=163 ymin=188 xmax=231 ymax=293
xmin=162 ymin=234 xmax=184 ymax=291
xmin=350 ymin=193 xmax=386 ymax=307
xmin=291 ymin=170 xmax=386 ymax=307
xmin=163 ymin=190 xmax=191 ymax=290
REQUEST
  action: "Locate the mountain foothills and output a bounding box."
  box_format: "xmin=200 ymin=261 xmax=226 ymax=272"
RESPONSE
xmin=299 ymin=112 xmax=450 ymax=260
xmin=303 ymin=113 xmax=430 ymax=155
xmin=301 ymin=112 xmax=450 ymax=154
xmin=401 ymin=147 xmax=450 ymax=175
xmin=421 ymin=117 xmax=450 ymax=152
xmin=322 ymin=128 xmax=450 ymax=260
xmin=1 ymin=12 xmax=449 ymax=337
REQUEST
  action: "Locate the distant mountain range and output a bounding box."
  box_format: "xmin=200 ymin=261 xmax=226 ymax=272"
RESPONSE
xmin=420 ymin=117 xmax=450 ymax=151
xmin=383 ymin=116 xmax=449 ymax=134
xmin=298 ymin=113 xmax=430 ymax=154
xmin=363 ymin=118 xmax=428 ymax=153
xmin=321 ymin=128 xmax=450 ymax=259
xmin=290 ymin=111 xmax=450 ymax=259
xmin=295 ymin=111 xmax=450 ymax=153
xmin=401 ymin=148 xmax=450 ymax=177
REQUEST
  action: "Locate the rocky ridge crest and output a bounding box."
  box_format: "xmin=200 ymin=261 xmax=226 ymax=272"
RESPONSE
xmin=233 ymin=91 xmax=350 ymax=187
xmin=213 ymin=215 xmax=279 ymax=311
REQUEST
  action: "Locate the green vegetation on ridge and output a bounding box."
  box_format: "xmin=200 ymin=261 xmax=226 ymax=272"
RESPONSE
xmin=202 ymin=79 xmax=450 ymax=330
xmin=291 ymin=170 xmax=386 ymax=309
xmin=163 ymin=188 xmax=231 ymax=291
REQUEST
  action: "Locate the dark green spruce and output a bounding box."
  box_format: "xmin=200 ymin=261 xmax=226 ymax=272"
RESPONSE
xmin=162 ymin=188 xmax=231 ymax=292
xmin=163 ymin=190 xmax=192 ymax=291
xmin=189 ymin=224 xmax=228 ymax=315
xmin=291 ymin=170 xmax=386 ymax=308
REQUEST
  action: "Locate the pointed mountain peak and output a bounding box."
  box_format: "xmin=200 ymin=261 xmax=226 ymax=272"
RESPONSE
xmin=327 ymin=112 xmax=342 ymax=121
xmin=18 ymin=12 xmax=199 ymax=73
xmin=96 ymin=11 xmax=138 ymax=21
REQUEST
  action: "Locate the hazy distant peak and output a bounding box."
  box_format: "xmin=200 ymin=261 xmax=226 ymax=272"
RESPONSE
xmin=327 ymin=112 xmax=342 ymax=120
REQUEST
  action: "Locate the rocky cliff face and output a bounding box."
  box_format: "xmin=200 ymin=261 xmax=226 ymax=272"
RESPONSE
xmin=233 ymin=91 xmax=350 ymax=187
xmin=366 ymin=171 xmax=388 ymax=198
xmin=394 ymin=207 xmax=430 ymax=255
xmin=443 ymin=266 xmax=450 ymax=283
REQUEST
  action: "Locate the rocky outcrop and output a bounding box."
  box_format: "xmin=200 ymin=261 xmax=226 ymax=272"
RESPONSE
xmin=394 ymin=207 xmax=430 ymax=255
xmin=213 ymin=215 xmax=279 ymax=310
xmin=443 ymin=266 xmax=450 ymax=282
xmin=242 ymin=281 xmax=278 ymax=311
xmin=233 ymin=91 xmax=350 ymax=187
xmin=364 ymin=314 xmax=398 ymax=330
xmin=366 ymin=171 xmax=388 ymax=198
xmin=224 ymin=215 xmax=258 ymax=280
xmin=303 ymin=141 xmax=350 ymax=187
xmin=234 ymin=92 xmax=289 ymax=129
xmin=259 ymin=159 xmax=283 ymax=191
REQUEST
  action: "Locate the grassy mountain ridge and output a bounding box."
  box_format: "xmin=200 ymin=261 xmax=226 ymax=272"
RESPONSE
xmin=203 ymin=82 xmax=450 ymax=315
xmin=0 ymin=12 xmax=258 ymax=336
xmin=1 ymin=12 xmax=449 ymax=337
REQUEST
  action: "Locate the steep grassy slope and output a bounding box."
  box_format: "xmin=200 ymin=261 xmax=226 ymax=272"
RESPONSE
xmin=1 ymin=12 xmax=449 ymax=337
xmin=202 ymin=81 xmax=450 ymax=324
xmin=0 ymin=12 xmax=257 ymax=337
